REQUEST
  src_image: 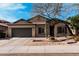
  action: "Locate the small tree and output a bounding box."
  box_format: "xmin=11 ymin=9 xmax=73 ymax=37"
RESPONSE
xmin=32 ymin=3 xmax=63 ymax=19
xmin=32 ymin=3 xmax=64 ymax=38
xmin=67 ymin=15 xmax=79 ymax=35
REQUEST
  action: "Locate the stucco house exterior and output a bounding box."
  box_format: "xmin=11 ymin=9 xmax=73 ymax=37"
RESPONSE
xmin=0 ymin=15 xmax=73 ymax=39
xmin=6 ymin=15 xmax=73 ymax=38
xmin=0 ymin=20 xmax=10 ymax=38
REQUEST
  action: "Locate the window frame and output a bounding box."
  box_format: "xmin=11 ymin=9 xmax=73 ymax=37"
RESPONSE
xmin=38 ymin=27 xmax=45 ymax=34
xmin=57 ymin=26 xmax=67 ymax=34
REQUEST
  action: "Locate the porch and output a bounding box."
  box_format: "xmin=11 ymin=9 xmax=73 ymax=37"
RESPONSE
xmin=46 ymin=21 xmax=73 ymax=41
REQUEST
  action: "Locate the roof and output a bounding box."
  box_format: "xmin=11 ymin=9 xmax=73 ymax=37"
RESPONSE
xmin=13 ymin=15 xmax=50 ymax=24
xmin=49 ymin=18 xmax=71 ymax=25
xmin=13 ymin=15 xmax=70 ymax=25
xmin=26 ymin=15 xmax=50 ymax=22
xmin=0 ymin=20 xmax=10 ymax=27
xmin=14 ymin=19 xmax=27 ymax=23
xmin=0 ymin=23 xmax=8 ymax=27
xmin=0 ymin=20 xmax=10 ymax=24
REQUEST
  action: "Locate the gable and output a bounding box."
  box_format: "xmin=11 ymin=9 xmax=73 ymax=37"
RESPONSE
xmin=14 ymin=19 xmax=27 ymax=24
xmin=27 ymin=15 xmax=48 ymax=24
xmin=14 ymin=21 xmax=27 ymax=24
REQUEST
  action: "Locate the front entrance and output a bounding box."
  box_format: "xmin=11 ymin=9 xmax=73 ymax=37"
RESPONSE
xmin=50 ymin=26 xmax=54 ymax=36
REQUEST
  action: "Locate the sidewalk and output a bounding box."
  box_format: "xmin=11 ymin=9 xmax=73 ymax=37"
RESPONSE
xmin=0 ymin=45 xmax=79 ymax=56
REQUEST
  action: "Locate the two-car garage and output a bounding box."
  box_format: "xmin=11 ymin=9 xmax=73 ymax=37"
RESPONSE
xmin=12 ymin=28 xmax=32 ymax=37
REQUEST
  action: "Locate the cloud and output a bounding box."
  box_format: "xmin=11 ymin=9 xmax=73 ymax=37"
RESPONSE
xmin=0 ymin=3 xmax=31 ymax=22
xmin=0 ymin=3 xmax=26 ymax=10
xmin=0 ymin=14 xmax=18 ymax=22
xmin=0 ymin=3 xmax=27 ymax=22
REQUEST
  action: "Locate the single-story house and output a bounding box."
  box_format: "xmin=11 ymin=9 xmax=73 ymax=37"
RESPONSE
xmin=0 ymin=20 xmax=10 ymax=38
xmin=5 ymin=15 xmax=73 ymax=38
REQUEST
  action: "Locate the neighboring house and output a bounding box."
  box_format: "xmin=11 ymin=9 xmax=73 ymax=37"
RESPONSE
xmin=6 ymin=15 xmax=73 ymax=38
xmin=0 ymin=20 xmax=10 ymax=38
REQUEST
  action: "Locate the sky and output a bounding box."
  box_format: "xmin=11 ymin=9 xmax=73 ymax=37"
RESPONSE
xmin=0 ymin=3 xmax=78 ymax=22
xmin=0 ymin=3 xmax=32 ymax=22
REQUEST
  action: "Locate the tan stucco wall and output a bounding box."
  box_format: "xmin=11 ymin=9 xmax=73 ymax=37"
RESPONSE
xmin=8 ymin=23 xmax=72 ymax=37
xmin=35 ymin=24 xmax=46 ymax=37
xmin=29 ymin=16 xmax=46 ymax=24
xmin=8 ymin=24 xmax=47 ymax=37
xmin=54 ymin=23 xmax=71 ymax=37
xmin=45 ymin=23 xmax=50 ymax=37
xmin=8 ymin=24 xmax=36 ymax=37
xmin=8 ymin=16 xmax=47 ymax=37
xmin=32 ymin=26 xmax=35 ymax=37
xmin=9 ymin=24 xmax=35 ymax=28
xmin=10 ymin=24 xmax=48 ymax=37
xmin=8 ymin=27 xmax=12 ymax=37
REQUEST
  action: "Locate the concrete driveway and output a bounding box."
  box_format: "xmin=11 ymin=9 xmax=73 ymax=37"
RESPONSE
xmin=0 ymin=38 xmax=79 ymax=56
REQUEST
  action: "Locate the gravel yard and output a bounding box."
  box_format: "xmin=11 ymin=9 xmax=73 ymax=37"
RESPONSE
xmin=0 ymin=37 xmax=79 ymax=56
xmin=0 ymin=38 xmax=68 ymax=46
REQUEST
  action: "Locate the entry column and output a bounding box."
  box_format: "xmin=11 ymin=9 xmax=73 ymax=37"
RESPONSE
xmin=8 ymin=27 xmax=12 ymax=38
xmin=32 ymin=26 xmax=35 ymax=37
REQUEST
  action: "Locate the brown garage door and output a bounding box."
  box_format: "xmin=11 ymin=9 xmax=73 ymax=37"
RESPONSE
xmin=12 ymin=28 xmax=32 ymax=37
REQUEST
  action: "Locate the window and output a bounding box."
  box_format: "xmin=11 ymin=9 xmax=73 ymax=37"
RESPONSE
xmin=38 ymin=27 xmax=44 ymax=34
xmin=57 ymin=27 xmax=63 ymax=33
xmin=57 ymin=26 xmax=66 ymax=34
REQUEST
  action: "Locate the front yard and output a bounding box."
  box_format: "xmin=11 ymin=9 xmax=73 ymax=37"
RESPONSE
xmin=0 ymin=37 xmax=79 ymax=56
xmin=0 ymin=37 xmax=76 ymax=46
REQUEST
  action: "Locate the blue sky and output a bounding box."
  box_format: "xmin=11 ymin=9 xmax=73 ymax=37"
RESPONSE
xmin=0 ymin=3 xmax=32 ymax=22
xmin=0 ymin=3 xmax=78 ymax=22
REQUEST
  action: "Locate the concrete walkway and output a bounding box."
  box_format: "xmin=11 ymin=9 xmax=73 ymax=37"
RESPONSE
xmin=0 ymin=38 xmax=79 ymax=56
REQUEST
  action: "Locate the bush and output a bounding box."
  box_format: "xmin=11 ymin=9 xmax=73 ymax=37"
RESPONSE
xmin=71 ymin=35 xmax=79 ymax=41
xmin=75 ymin=36 xmax=79 ymax=41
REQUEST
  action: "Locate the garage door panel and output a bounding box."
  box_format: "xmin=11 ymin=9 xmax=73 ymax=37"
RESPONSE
xmin=12 ymin=28 xmax=32 ymax=37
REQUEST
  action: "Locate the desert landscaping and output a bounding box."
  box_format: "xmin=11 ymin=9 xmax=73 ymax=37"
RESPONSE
xmin=0 ymin=37 xmax=78 ymax=56
xmin=0 ymin=3 xmax=79 ymax=56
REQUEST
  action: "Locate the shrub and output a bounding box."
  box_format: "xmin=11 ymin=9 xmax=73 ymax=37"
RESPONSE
xmin=75 ymin=36 xmax=79 ymax=41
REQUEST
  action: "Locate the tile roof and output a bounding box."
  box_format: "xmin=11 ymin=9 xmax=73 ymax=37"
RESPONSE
xmin=13 ymin=15 xmax=70 ymax=24
xmin=0 ymin=20 xmax=10 ymax=24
